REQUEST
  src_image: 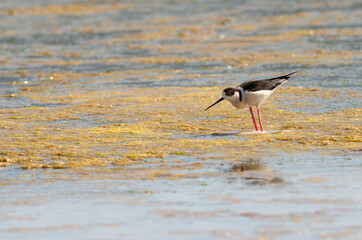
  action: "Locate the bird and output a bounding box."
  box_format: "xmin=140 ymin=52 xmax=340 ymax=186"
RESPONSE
xmin=205 ymin=71 xmax=299 ymax=132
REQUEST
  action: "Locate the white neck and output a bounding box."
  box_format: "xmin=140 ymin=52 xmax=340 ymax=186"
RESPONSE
xmin=225 ymin=92 xmax=246 ymax=109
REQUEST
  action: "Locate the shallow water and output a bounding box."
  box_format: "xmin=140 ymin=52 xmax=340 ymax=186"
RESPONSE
xmin=1 ymin=153 xmax=361 ymax=240
xmin=0 ymin=0 xmax=361 ymax=239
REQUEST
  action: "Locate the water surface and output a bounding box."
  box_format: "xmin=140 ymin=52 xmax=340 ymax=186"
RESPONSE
xmin=0 ymin=0 xmax=361 ymax=239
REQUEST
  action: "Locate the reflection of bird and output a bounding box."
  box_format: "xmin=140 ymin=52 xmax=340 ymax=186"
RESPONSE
xmin=205 ymin=71 xmax=299 ymax=132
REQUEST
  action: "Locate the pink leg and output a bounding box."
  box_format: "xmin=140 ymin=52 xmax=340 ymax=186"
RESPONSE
xmin=257 ymin=107 xmax=263 ymax=132
xmin=249 ymin=107 xmax=258 ymax=131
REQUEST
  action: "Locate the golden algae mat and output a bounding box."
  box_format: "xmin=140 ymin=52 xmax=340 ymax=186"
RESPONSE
xmin=0 ymin=85 xmax=360 ymax=180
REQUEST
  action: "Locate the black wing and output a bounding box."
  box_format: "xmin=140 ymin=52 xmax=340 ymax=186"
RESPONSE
xmin=238 ymin=71 xmax=299 ymax=92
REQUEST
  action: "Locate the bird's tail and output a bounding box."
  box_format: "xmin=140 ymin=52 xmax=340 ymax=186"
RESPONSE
xmin=275 ymin=70 xmax=300 ymax=80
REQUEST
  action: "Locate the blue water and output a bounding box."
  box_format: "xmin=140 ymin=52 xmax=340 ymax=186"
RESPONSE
xmin=0 ymin=0 xmax=361 ymax=98
xmin=1 ymin=153 xmax=361 ymax=240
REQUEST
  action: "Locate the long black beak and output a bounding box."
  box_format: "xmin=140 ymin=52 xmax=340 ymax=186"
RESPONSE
xmin=205 ymin=98 xmax=224 ymax=111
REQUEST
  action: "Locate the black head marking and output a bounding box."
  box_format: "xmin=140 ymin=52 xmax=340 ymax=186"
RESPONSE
xmin=223 ymin=88 xmax=236 ymax=96
xmin=223 ymin=88 xmax=242 ymax=102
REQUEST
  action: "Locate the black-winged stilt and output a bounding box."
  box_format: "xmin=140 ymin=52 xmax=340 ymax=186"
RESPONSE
xmin=205 ymin=71 xmax=299 ymax=132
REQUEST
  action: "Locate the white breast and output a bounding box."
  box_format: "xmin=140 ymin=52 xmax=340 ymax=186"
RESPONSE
xmin=225 ymin=92 xmax=247 ymax=109
xmin=242 ymin=90 xmax=274 ymax=107
xmin=231 ymin=100 xmax=247 ymax=109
